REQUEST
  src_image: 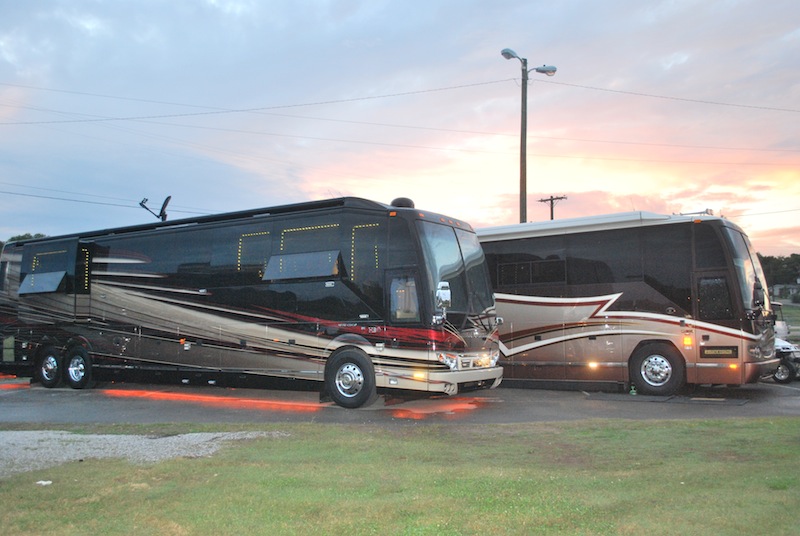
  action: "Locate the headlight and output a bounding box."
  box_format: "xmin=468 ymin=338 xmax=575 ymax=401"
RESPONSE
xmin=437 ymin=353 xmax=458 ymax=370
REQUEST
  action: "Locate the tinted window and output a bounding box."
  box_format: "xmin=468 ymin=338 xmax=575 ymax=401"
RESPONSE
xmin=20 ymin=239 xmax=81 ymax=294
xmin=694 ymin=223 xmax=726 ymax=269
xmin=94 ymin=229 xmax=212 ymax=278
xmin=275 ymin=217 xmax=340 ymax=254
xmin=486 ymin=235 xmax=566 ymax=290
xmin=263 ymin=251 xmax=343 ymax=281
xmin=566 ymin=229 xmax=636 ymax=285
xmin=345 ymin=215 xmax=385 ymax=312
xmin=455 ymin=228 xmax=494 ymax=312
xmin=642 ymin=225 xmax=691 ymax=310
xmin=387 ymin=217 xmax=418 ymax=268
xmin=698 ymin=276 xmax=734 ymax=320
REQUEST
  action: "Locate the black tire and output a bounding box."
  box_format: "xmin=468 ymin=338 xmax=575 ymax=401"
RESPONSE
xmin=773 ymin=361 xmax=796 ymax=384
xmin=630 ymin=343 xmax=685 ymax=396
xmin=36 ymin=346 xmax=62 ymax=388
xmin=324 ymin=349 xmax=377 ymax=408
xmin=64 ymin=346 xmax=93 ymax=389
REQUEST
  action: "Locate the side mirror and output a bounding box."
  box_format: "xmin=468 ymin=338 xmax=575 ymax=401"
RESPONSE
xmin=753 ymin=279 xmax=765 ymax=308
xmin=436 ymin=281 xmax=451 ymax=310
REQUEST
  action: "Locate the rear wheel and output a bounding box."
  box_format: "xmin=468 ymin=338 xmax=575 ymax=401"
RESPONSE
xmin=36 ymin=346 xmax=62 ymax=388
xmin=630 ymin=343 xmax=685 ymax=396
xmin=325 ymin=349 xmax=377 ymax=408
xmin=65 ymin=347 xmax=93 ymax=389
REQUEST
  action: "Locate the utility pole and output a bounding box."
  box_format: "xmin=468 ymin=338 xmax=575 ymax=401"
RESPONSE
xmin=538 ymin=195 xmax=567 ymax=220
xmin=500 ymin=48 xmax=557 ymax=223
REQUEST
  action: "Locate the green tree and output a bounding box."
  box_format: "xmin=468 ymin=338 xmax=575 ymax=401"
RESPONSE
xmin=1 ymin=233 xmax=47 ymax=250
xmin=759 ymin=254 xmax=800 ymax=287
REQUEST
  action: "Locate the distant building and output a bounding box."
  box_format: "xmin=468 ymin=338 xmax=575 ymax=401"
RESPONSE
xmin=772 ymin=284 xmax=800 ymax=301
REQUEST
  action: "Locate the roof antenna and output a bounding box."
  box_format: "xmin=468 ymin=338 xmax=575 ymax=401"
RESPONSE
xmin=140 ymin=196 xmax=171 ymax=221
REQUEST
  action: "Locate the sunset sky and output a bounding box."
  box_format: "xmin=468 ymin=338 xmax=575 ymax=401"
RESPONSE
xmin=1 ymin=0 xmax=798 ymax=255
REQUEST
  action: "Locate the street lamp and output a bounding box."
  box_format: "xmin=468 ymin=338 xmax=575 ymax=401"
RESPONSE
xmin=501 ymin=48 xmax=556 ymax=223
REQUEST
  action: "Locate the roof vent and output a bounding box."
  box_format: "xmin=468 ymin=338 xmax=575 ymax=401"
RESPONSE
xmin=391 ymin=197 xmax=415 ymax=208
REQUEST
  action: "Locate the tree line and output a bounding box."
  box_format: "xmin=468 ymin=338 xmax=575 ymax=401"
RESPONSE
xmin=0 ymin=233 xmax=47 ymax=249
xmin=759 ymin=254 xmax=800 ymax=302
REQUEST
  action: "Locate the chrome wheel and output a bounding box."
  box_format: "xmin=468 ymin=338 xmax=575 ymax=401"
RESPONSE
xmin=67 ymin=356 xmax=86 ymax=384
xmin=41 ymin=355 xmax=60 ymax=383
xmin=640 ymin=354 xmax=672 ymax=387
xmin=64 ymin=347 xmax=92 ymax=389
xmin=630 ymin=343 xmax=684 ymax=396
xmin=773 ymin=362 xmax=795 ymax=384
xmin=37 ymin=346 xmax=62 ymax=388
xmin=334 ymin=363 xmax=365 ymax=398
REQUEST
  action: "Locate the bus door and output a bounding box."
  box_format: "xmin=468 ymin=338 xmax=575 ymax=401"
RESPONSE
xmin=693 ymin=271 xmax=741 ymax=384
xmin=386 ymin=269 xmax=423 ymax=374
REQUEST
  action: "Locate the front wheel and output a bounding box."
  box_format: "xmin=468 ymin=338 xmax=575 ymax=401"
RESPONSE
xmin=325 ymin=349 xmax=377 ymax=408
xmin=36 ymin=346 xmax=63 ymax=388
xmin=773 ymin=361 xmax=796 ymax=384
xmin=630 ymin=343 xmax=685 ymax=396
xmin=65 ymin=346 xmax=93 ymax=389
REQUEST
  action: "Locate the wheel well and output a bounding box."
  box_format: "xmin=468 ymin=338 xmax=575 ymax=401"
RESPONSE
xmin=35 ymin=342 xmax=62 ymax=361
xmin=325 ymin=345 xmax=370 ymax=370
xmin=326 ymin=334 xmax=370 ymax=354
xmin=65 ymin=337 xmax=92 ymax=353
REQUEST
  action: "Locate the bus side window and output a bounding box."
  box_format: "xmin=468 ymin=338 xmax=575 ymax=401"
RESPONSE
xmin=389 ymin=274 xmax=420 ymax=323
xmin=698 ymin=276 xmax=734 ymax=320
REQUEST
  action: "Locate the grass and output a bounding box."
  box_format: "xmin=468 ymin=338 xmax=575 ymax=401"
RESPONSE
xmin=2 ymin=418 xmax=799 ymax=535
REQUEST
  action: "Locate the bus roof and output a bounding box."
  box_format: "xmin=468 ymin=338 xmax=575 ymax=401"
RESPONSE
xmin=3 ymin=197 xmax=430 ymax=247
xmin=476 ymin=211 xmax=728 ymax=242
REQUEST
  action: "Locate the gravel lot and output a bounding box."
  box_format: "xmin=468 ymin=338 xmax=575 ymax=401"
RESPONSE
xmin=0 ymin=430 xmax=286 ymax=479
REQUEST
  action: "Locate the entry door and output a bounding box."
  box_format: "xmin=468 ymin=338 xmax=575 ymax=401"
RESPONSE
xmin=693 ymin=271 xmax=740 ymax=383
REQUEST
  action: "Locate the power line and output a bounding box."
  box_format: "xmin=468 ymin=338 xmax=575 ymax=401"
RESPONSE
xmin=725 ymin=207 xmax=800 ymax=219
xmin=3 ymin=81 xmax=797 ymax=157
xmin=0 ymin=79 xmax=513 ymax=126
xmin=0 ymin=181 xmax=212 ymax=214
xmin=112 ymin=119 xmax=795 ymax=165
xmin=536 ymin=79 xmax=800 ymax=113
xmin=5 ymin=78 xmax=797 ymax=114
xmin=0 ymin=190 xmax=207 ymax=215
xmin=215 ymin=111 xmax=800 ymax=154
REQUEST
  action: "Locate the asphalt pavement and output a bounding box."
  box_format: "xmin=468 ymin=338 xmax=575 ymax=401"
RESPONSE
xmin=2 ymin=377 xmax=799 ymax=425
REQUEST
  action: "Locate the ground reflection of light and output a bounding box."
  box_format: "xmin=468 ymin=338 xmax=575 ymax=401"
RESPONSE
xmin=0 ymin=383 xmax=29 ymax=390
xmin=100 ymin=389 xmax=327 ymax=413
xmin=0 ymin=374 xmax=29 ymax=390
xmin=389 ymin=397 xmax=486 ymax=420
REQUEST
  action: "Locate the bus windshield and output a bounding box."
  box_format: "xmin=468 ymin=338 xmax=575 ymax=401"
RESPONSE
xmin=417 ymin=221 xmax=494 ymax=315
xmin=724 ymin=227 xmax=770 ymax=312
